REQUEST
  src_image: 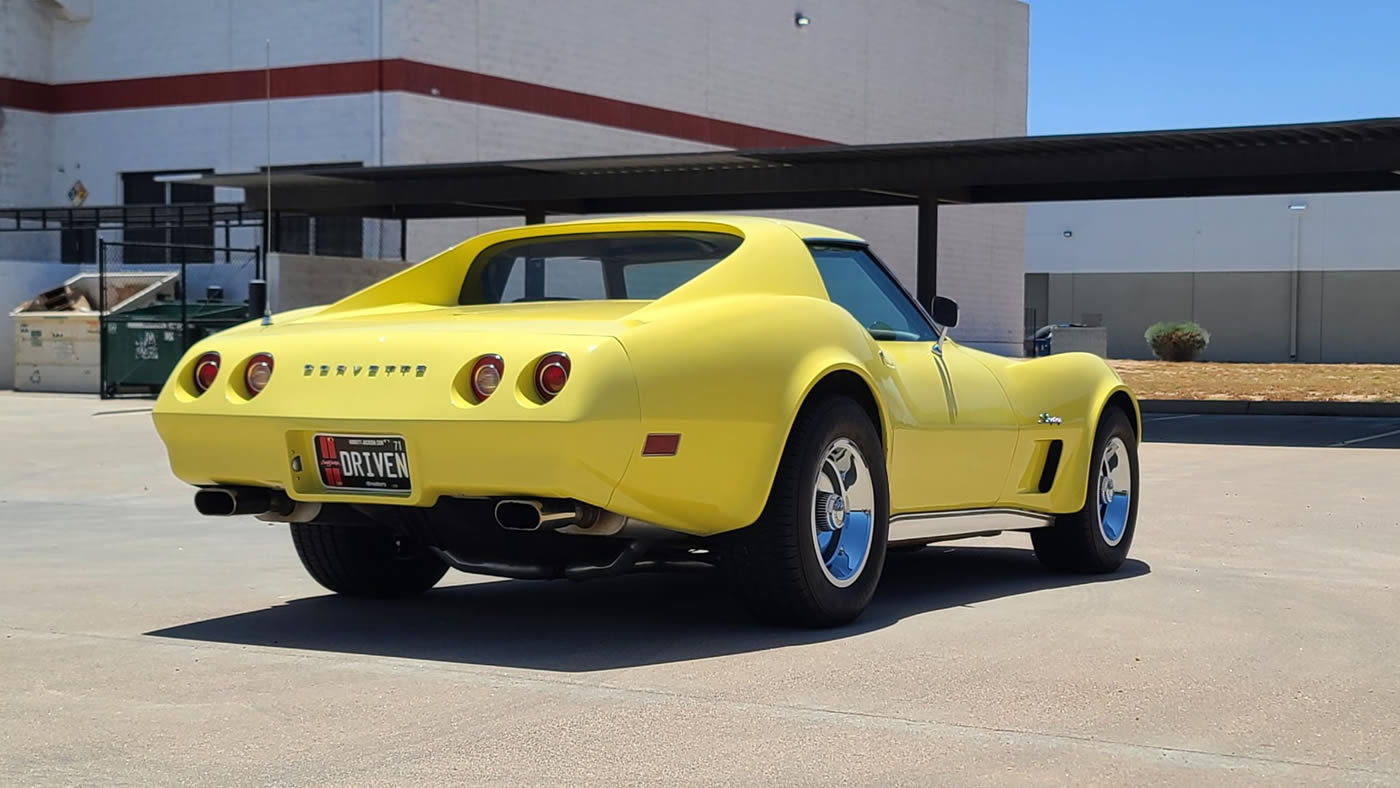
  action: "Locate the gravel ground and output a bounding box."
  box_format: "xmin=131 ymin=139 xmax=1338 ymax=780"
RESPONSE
xmin=1111 ymin=359 xmax=1400 ymax=402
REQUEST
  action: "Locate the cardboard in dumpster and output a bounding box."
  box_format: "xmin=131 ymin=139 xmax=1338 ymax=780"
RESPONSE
xmin=11 ymin=272 xmax=177 ymax=317
xmin=18 ymin=286 xmax=94 ymax=313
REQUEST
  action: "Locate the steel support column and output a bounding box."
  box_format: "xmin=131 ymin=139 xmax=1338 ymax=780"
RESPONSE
xmin=916 ymin=192 xmax=938 ymax=310
xmin=523 ymin=206 xmax=546 ymax=298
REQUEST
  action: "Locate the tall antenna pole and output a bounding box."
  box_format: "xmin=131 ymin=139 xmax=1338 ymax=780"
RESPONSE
xmin=265 ymin=38 xmax=272 ymax=226
xmin=260 ymin=38 xmax=273 ymax=325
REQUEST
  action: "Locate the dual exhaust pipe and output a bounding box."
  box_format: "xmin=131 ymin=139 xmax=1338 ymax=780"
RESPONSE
xmin=194 ymin=487 xmax=594 ymax=532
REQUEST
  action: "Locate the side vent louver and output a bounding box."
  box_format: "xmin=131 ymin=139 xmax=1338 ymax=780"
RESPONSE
xmin=1038 ymin=440 xmax=1064 ymax=494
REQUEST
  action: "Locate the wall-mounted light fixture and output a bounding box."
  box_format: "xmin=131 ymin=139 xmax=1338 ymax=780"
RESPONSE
xmin=1062 ymin=230 xmax=1073 ymax=238
xmin=1288 ymin=201 xmax=1308 ymax=211
xmin=794 ymin=11 xmax=810 ymax=27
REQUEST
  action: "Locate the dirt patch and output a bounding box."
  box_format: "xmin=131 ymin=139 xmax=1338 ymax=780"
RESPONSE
xmin=1110 ymin=360 xmax=1400 ymax=402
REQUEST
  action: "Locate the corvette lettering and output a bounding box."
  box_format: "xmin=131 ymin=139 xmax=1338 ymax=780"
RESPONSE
xmin=303 ymin=364 xmax=429 ymax=377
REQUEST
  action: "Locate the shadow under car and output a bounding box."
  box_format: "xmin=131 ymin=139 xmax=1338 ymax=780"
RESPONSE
xmin=147 ymin=545 xmax=1150 ymax=671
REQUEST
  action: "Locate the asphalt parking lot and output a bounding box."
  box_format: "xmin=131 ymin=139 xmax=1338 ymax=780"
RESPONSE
xmin=2 ymin=393 xmax=1398 ymax=786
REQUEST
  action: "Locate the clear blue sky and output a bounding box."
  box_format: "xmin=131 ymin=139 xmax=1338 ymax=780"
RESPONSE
xmin=1028 ymin=0 xmax=1400 ymax=135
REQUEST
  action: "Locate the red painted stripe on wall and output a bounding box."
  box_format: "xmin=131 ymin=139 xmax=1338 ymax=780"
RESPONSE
xmin=380 ymin=60 xmax=832 ymax=148
xmin=0 ymin=59 xmax=833 ymax=149
xmin=0 ymin=75 xmax=53 ymax=112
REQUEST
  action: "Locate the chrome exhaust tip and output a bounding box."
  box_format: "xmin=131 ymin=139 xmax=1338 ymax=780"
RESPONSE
xmin=493 ymin=499 xmax=597 ymax=531
xmin=194 ymin=487 xmax=294 ymax=517
xmin=194 ymin=488 xmax=241 ymax=516
xmin=494 ymin=499 xmax=547 ymax=531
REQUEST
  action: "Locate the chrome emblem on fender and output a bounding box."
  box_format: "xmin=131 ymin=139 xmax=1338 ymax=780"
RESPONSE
xmin=1038 ymin=413 xmax=1062 ymax=425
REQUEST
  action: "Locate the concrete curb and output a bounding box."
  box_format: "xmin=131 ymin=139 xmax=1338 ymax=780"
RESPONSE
xmin=1140 ymin=399 xmax=1400 ymax=417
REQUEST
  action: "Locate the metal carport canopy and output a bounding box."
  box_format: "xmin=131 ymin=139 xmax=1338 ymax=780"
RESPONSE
xmin=194 ymin=117 xmax=1400 ymax=309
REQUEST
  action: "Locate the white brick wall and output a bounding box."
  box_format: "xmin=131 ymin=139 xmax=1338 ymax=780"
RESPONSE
xmin=394 ymin=0 xmax=1028 ymax=144
xmin=49 ymin=0 xmax=382 ymax=81
xmin=0 ymin=0 xmax=57 ymax=261
xmin=47 ymin=96 xmax=379 ymax=202
xmin=1 ymin=0 xmax=1029 ymax=354
xmin=0 ymin=0 xmax=53 ymax=82
xmin=0 ymin=109 xmax=58 ymax=262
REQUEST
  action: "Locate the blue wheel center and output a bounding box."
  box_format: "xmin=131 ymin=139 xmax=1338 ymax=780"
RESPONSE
xmin=812 ymin=440 xmax=875 ymax=587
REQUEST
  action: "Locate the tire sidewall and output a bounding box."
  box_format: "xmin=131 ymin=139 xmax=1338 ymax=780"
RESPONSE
xmin=791 ymin=400 xmax=889 ymax=620
xmin=1085 ymin=411 xmax=1140 ymax=564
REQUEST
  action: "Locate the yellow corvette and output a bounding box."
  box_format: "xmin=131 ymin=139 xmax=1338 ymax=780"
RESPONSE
xmin=153 ymin=215 xmax=1140 ymax=626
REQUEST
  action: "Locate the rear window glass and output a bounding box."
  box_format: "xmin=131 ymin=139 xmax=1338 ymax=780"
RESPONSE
xmin=458 ymin=231 xmax=742 ymax=304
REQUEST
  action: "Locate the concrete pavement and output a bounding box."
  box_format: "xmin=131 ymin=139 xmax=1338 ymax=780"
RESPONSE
xmin=2 ymin=392 xmax=1398 ymax=786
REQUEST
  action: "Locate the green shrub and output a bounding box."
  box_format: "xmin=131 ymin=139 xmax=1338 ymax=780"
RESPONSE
xmin=1144 ymin=321 xmax=1210 ymax=361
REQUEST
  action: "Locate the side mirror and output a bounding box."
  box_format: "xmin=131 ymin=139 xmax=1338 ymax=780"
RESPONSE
xmin=932 ymin=296 xmax=959 ymax=328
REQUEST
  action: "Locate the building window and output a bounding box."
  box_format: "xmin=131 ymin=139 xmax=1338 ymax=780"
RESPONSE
xmin=121 ymin=170 xmax=214 ymax=263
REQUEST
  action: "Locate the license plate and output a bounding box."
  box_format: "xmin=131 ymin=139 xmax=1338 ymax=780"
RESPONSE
xmin=313 ymin=434 xmax=411 ymax=493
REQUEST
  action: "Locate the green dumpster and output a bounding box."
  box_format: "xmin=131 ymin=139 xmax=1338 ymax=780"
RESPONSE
xmin=103 ymin=303 xmax=249 ymax=393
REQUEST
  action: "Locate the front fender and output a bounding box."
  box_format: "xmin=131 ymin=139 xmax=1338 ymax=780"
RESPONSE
xmin=990 ymin=351 xmax=1139 ymax=513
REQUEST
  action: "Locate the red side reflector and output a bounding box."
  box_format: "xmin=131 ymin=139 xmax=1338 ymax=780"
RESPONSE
xmin=642 ymin=433 xmax=681 ymax=456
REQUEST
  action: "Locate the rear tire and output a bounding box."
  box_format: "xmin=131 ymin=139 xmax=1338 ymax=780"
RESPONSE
xmin=722 ymin=397 xmax=889 ymax=627
xmin=1032 ymin=408 xmax=1139 ymax=573
xmin=290 ymin=522 xmax=448 ymax=597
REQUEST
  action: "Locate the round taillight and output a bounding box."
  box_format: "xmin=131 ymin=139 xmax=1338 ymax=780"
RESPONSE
xmin=534 ymin=353 xmax=571 ymax=401
xmin=193 ymin=352 xmax=220 ymax=393
xmin=471 ymin=355 xmax=504 ymax=401
xmin=245 ymin=352 xmax=274 ymax=395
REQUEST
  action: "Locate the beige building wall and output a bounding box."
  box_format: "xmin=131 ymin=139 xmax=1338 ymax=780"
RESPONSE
xmin=1026 ymin=270 xmax=1400 ymax=363
xmin=270 ymin=253 xmax=411 ymax=312
xmin=1027 ymin=192 xmax=1400 ymax=362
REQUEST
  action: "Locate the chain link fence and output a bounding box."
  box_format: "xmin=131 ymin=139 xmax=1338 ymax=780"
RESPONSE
xmin=97 ymin=240 xmax=259 ymax=398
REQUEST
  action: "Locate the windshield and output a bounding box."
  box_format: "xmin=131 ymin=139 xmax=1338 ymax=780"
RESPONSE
xmin=458 ymin=231 xmax=742 ymax=304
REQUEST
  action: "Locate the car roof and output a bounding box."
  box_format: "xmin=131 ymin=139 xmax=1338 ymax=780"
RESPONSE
xmin=535 ymin=214 xmax=867 ymax=244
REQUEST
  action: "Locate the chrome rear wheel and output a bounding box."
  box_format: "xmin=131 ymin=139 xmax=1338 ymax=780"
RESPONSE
xmin=722 ymin=396 xmax=889 ymax=626
xmin=812 ymin=438 xmax=876 ymax=587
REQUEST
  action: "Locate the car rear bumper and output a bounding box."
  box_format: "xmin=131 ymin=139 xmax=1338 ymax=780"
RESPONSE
xmin=154 ymin=412 xmax=640 ymax=511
